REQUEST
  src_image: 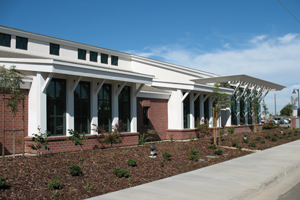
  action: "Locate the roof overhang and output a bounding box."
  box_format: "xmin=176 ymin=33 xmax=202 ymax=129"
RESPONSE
xmin=191 ymin=74 xmax=286 ymax=91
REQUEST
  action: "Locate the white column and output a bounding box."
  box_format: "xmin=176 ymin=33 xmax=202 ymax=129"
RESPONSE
xmin=236 ymin=100 xmax=240 ymax=125
xmin=209 ymin=95 xmax=213 ymax=127
xmin=66 ymin=77 xmax=74 ymax=135
xmin=190 ymin=92 xmax=195 ymax=128
xmin=200 ymin=94 xmax=204 ymax=124
xmin=90 ymin=79 xmax=98 ymax=134
xmin=178 ymin=89 xmax=184 ymax=129
xmin=258 ymin=104 xmax=262 ymax=124
xmin=226 ymin=106 xmax=232 ymax=126
xmin=11 ymin=35 xmax=16 ymax=49
xmin=130 ymin=83 xmax=137 ymax=132
xmin=244 ymin=101 xmax=248 ymax=125
xmin=112 ymin=82 xmax=119 ymax=129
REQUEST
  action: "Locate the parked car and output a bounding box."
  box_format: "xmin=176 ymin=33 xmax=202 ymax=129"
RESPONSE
xmin=284 ymin=118 xmax=290 ymax=124
xmin=272 ymin=118 xmax=284 ymax=124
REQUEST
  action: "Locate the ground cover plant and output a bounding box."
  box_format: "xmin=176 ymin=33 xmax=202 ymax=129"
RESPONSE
xmin=0 ymin=127 xmax=299 ymax=199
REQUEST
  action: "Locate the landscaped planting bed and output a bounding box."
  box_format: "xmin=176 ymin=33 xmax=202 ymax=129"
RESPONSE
xmin=0 ymin=127 xmax=299 ymax=200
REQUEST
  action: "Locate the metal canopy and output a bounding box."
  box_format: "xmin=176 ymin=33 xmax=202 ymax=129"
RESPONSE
xmin=190 ymin=74 xmax=286 ymax=91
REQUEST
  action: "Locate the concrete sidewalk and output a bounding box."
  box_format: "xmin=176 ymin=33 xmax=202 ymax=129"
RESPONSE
xmin=87 ymin=140 xmax=300 ymax=200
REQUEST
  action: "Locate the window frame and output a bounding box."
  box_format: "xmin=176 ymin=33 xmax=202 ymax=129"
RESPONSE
xmin=98 ymin=84 xmax=112 ymax=132
xmin=0 ymin=33 xmax=11 ymax=47
xmin=119 ymin=86 xmax=131 ymax=132
xmin=16 ymin=36 xmax=28 ymax=50
xmin=111 ymin=55 xmax=118 ymax=66
xmin=50 ymin=43 xmax=60 ymax=56
xmin=90 ymin=51 xmax=98 ymax=62
xmin=101 ymin=53 xmax=108 ymax=64
xmin=143 ymin=107 xmax=149 ymax=126
xmin=78 ymin=49 xmax=86 ymax=60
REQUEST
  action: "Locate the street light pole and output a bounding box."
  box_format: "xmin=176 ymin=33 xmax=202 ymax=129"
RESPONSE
xmin=292 ymin=89 xmax=299 ymax=116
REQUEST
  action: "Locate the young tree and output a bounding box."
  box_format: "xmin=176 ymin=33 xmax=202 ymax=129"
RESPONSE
xmin=251 ymin=97 xmax=260 ymax=132
xmin=262 ymin=99 xmax=269 ymax=117
xmin=212 ymin=82 xmax=230 ymax=145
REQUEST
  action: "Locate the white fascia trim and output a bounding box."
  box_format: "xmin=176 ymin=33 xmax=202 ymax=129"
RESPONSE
xmin=137 ymin=92 xmax=170 ymax=99
xmin=131 ymin=55 xmax=219 ymax=79
xmin=0 ymin=26 xmax=131 ymax=59
xmin=139 ymin=90 xmax=171 ymax=96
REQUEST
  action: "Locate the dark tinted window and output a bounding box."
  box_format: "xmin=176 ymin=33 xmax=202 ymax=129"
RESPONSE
xmin=78 ymin=49 xmax=86 ymax=60
xmin=50 ymin=43 xmax=59 ymax=56
xmin=16 ymin=36 xmax=28 ymax=50
xmin=101 ymin=53 xmax=108 ymax=64
xmin=0 ymin=33 xmax=11 ymax=47
xmin=111 ymin=56 xmax=118 ymax=66
xmin=90 ymin=51 xmax=97 ymax=62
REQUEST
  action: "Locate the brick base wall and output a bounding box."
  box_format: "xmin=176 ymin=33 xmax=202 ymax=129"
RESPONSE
xmin=291 ymin=117 xmax=300 ymax=129
xmin=137 ymin=98 xmax=168 ymax=140
xmin=0 ymin=90 xmax=29 ymax=155
xmin=166 ymin=124 xmax=263 ymax=140
xmin=25 ymin=132 xmax=140 ymax=154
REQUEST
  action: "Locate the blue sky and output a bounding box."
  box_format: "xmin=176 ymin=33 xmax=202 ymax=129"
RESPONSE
xmin=1 ymin=0 xmax=300 ymax=115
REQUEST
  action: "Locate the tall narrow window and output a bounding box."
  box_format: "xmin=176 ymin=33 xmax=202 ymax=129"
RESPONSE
xmin=240 ymin=89 xmax=245 ymax=125
xmin=78 ymin=49 xmax=86 ymax=60
xmin=194 ymin=96 xmax=200 ymax=128
xmin=143 ymin=107 xmax=149 ymax=126
xmin=16 ymin=36 xmax=28 ymax=50
xmin=47 ymin=78 xmax=66 ymax=135
xmin=204 ymin=95 xmax=209 ymax=125
xmin=111 ymin=55 xmax=118 ymax=66
xmin=74 ymin=81 xmax=90 ymax=134
xmin=231 ymin=94 xmax=237 ymax=125
xmin=50 ymin=43 xmax=59 ymax=56
xmin=0 ymin=33 xmax=11 ymax=47
xmin=119 ymin=86 xmax=130 ymax=132
xmin=101 ymin=53 xmax=108 ymax=64
xmin=90 ymin=51 xmax=98 ymax=62
xmin=98 ymin=84 xmax=112 ymax=132
xmin=183 ymin=93 xmax=190 ymax=129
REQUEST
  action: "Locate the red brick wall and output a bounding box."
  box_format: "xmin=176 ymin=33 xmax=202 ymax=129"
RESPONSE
xmin=25 ymin=132 xmax=140 ymax=154
xmin=137 ymin=98 xmax=168 ymax=140
xmin=0 ymin=89 xmax=29 ymax=155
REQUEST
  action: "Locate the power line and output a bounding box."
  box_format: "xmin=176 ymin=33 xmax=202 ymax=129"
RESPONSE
xmin=277 ymin=0 xmax=300 ymax=24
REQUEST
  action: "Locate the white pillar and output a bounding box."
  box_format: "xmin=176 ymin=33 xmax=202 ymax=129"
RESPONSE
xmin=66 ymin=77 xmax=74 ymax=135
xmin=209 ymin=95 xmax=213 ymax=127
xmin=90 ymin=79 xmax=98 ymax=134
xmin=178 ymin=90 xmax=184 ymax=129
xmin=112 ymin=82 xmax=119 ymax=129
xmin=130 ymin=83 xmax=137 ymax=132
xmin=190 ymin=92 xmax=195 ymax=128
xmin=244 ymin=100 xmax=248 ymax=125
xmin=226 ymin=106 xmax=232 ymax=126
xmin=236 ymin=100 xmax=240 ymax=125
xmin=200 ymin=94 xmax=204 ymax=124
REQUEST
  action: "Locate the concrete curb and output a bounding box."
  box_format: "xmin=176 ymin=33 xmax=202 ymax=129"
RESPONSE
xmin=228 ymin=160 xmax=300 ymax=200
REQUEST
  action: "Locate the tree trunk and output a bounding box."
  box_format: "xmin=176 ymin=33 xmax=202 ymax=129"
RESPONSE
xmin=213 ymin=108 xmax=216 ymax=145
xmin=13 ymin=117 xmax=15 ymax=158
xmin=2 ymin=94 xmax=5 ymax=160
xmin=218 ymin=114 xmax=221 ymax=146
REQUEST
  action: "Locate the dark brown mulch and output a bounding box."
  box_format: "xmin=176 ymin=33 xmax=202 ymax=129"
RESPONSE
xmin=0 ymin=127 xmax=299 ymax=200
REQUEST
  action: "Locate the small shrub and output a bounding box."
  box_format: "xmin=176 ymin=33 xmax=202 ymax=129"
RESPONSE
xmin=28 ymin=127 xmax=50 ymax=155
xmin=66 ymin=129 xmax=88 ymax=151
xmin=162 ymin=152 xmax=172 ymax=160
xmin=114 ymin=168 xmax=130 ymax=178
xmin=79 ymin=158 xmax=84 ymax=161
xmin=138 ymin=133 xmax=148 ymax=145
xmin=48 ymin=176 xmax=63 ymax=190
xmin=197 ymin=123 xmax=210 ymax=137
xmin=294 ymin=133 xmax=298 ymax=136
xmin=122 ymin=150 xmax=127 ymax=156
xmin=265 ymin=135 xmax=271 ymax=139
xmin=160 ymin=159 xmax=165 ymax=167
xmin=283 ymin=133 xmax=286 ymax=136
xmin=4 ymin=168 xmax=8 ymax=171
xmin=228 ymin=127 xmax=235 ymax=135
xmin=279 ymin=136 xmax=284 ymax=139
xmin=127 ymin=159 xmax=137 ymax=167
xmin=237 ymin=145 xmax=243 ymax=150
xmin=69 ymin=188 xmax=75 ymax=195
xmin=271 ymin=137 xmax=277 ymax=142
xmin=215 ymin=149 xmax=223 ymax=155
xmin=232 ymin=142 xmax=238 ymax=147
xmin=189 ymin=133 xmax=194 ymax=141
xmin=261 ymin=140 xmax=266 ymax=144
xmin=274 ymin=133 xmax=278 ymax=137
xmin=249 ymin=142 xmax=256 ymax=147
xmin=169 ymin=134 xmax=174 ymax=142
xmin=68 ymin=165 xmax=83 ymax=176
xmin=255 ymin=137 xmax=261 ymax=141
xmin=243 ymin=139 xmax=249 ymax=144
xmin=263 ymin=122 xmax=276 ymax=130
xmin=0 ymin=176 xmax=8 ymax=188
xmin=128 ymin=177 xmax=132 ymax=181
xmin=84 ymin=183 xmax=93 ymax=191
xmin=220 ymin=129 xmax=225 ymax=136
xmin=209 ymin=144 xmax=217 ymax=150
xmin=188 ymin=149 xmax=200 ymax=161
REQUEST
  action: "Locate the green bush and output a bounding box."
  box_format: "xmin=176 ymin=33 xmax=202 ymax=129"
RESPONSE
xmin=294 ymin=133 xmax=298 ymax=136
xmin=209 ymin=144 xmax=217 ymax=150
xmin=68 ymin=164 xmax=83 ymax=176
xmin=265 ymin=135 xmax=271 ymax=139
xmin=127 ymin=159 xmax=137 ymax=167
xmin=249 ymin=142 xmax=256 ymax=147
xmin=261 ymin=140 xmax=266 ymax=144
xmin=255 ymin=137 xmax=261 ymax=141
xmin=188 ymin=149 xmax=200 ymax=161
xmin=48 ymin=176 xmax=63 ymax=190
xmin=243 ymin=139 xmax=249 ymax=144
xmin=138 ymin=133 xmax=148 ymax=145
xmin=114 ymin=168 xmax=130 ymax=178
xmin=0 ymin=176 xmax=8 ymax=188
xmin=197 ymin=123 xmax=210 ymax=137
xmin=271 ymin=137 xmax=277 ymax=142
xmin=237 ymin=145 xmax=243 ymax=150
xmin=228 ymin=127 xmax=235 ymax=135
xmin=274 ymin=133 xmax=278 ymax=137
xmin=215 ymin=149 xmax=223 ymax=155
xmin=263 ymin=122 xmax=276 ymax=130
xmin=162 ymin=152 xmax=172 ymax=160
xmin=220 ymin=129 xmax=225 ymax=136
xmin=232 ymin=142 xmax=238 ymax=147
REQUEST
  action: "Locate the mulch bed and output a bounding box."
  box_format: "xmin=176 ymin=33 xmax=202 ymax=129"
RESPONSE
xmin=0 ymin=127 xmax=299 ymax=200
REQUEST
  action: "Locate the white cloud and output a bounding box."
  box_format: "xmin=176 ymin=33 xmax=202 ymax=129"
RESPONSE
xmin=127 ymin=33 xmax=300 ymax=114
